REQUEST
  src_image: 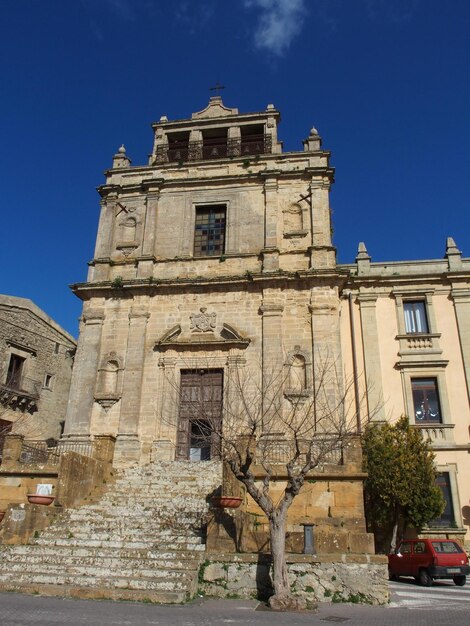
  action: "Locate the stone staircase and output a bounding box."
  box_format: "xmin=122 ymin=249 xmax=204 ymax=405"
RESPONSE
xmin=0 ymin=460 xmax=222 ymax=603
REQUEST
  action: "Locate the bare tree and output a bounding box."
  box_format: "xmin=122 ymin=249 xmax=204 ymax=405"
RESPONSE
xmin=161 ymin=351 xmax=369 ymax=610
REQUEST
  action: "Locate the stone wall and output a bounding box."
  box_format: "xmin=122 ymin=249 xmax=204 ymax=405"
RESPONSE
xmin=0 ymin=295 xmax=76 ymax=440
xmin=200 ymin=553 xmax=389 ymax=605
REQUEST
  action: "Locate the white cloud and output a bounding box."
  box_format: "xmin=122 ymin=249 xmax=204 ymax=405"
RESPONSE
xmin=245 ymin=0 xmax=307 ymax=57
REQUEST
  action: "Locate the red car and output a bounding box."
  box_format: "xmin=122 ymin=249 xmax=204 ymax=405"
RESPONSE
xmin=388 ymin=538 xmax=469 ymax=586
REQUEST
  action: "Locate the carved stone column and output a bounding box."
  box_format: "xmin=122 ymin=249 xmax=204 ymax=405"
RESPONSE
xmin=357 ymin=292 xmax=386 ymax=421
xmin=63 ymin=310 xmax=104 ymax=439
xmin=114 ymin=306 xmax=150 ymax=465
xmin=451 ymin=288 xmax=470 ymax=400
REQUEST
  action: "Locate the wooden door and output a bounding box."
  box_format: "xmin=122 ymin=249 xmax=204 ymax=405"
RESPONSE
xmin=176 ymin=369 xmax=223 ymax=460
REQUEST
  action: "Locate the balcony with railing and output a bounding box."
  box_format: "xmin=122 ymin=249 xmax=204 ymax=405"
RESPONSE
xmin=155 ymin=134 xmax=273 ymax=164
xmin=0 ymin=375 xmax=41 ymax=412
xmin=253 ymin=436 xmax=344 ymax=468
xmin=19 ymin=439 xmax=94 ymax=466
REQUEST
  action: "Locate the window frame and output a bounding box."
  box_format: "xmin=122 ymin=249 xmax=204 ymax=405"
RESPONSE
xmin=403 ymin=300 xmax=429 ymax=334
xmin=193 ymin=203 xmax=227 ymax=258
xmin=429 ymin=466 xmax=462 ymax=529
xmin=43 ymin=373 xmax=54 ymax=390
xmin=401 ymin=368 xmax=453 ymax=432
xmin=411 ymin=377 xmax=442 ymax=424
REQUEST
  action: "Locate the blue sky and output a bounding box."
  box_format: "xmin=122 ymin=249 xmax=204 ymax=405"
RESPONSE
xmin=1 ymin=0 xmax=469 ymax=337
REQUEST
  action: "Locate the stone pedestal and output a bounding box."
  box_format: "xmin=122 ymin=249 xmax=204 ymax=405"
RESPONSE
xmin=92 ymin=434 xmax=116 ymax=464
xmin=113 ymin=434 xmax=141 ymax=467
xmin=1 ymin=434 xmax=24 ymax=469
xmin=150 ymin=439 xmax=174 ymax=462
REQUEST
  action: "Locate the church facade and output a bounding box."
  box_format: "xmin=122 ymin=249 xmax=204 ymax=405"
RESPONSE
xmin=63 ymin=97 xmax=470 ymax=546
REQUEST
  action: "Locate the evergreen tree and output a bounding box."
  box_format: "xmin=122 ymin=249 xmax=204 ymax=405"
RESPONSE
xmin=363 ymin=416 xmax=444 ymax=552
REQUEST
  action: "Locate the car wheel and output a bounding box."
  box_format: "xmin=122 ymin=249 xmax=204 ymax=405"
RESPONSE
xmin=419 ymin=569 xmax=433 ymax=587
xmin=388 ymin=569 xmax=398 ymax=582
xmin=454 ymin=575 xmax=466 ymax=586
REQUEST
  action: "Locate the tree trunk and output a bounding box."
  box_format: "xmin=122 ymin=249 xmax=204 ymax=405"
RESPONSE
xmin=389 ymin=503 xmax=402 ymax=553
xmin=269 ymin=511 xmax=290 ymax=603
xmin=268 ymin=510 xmax=308 ymax=611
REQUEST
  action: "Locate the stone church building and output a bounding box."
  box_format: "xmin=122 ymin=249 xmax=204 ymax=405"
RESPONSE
xmin=63 ymin=97 xmax=470 ymax=547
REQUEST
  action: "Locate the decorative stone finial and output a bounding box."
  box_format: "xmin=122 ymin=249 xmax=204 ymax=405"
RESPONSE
xmin=159 ymin=115 xmax=168 ymax=122
xmin=356 ymin=242 xmax=369 ymax=258
xmin=266 ymin=103 xmax=275 ymax=111
xmin=112 ymin=144 xmax=131 ymax=169
xmin=356 ymin=242 xmax=371 ymax=275
xmin=445 ymin=236 xmax=462 ymax=270
xmin=303 ymin=126 xmax=321 ymax=152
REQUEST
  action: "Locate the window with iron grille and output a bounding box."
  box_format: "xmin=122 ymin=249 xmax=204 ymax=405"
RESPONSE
xmin=194 ymin=205 xmax=226 ymax=257
xmin=411 ymin=378 xmax=442 ymax=423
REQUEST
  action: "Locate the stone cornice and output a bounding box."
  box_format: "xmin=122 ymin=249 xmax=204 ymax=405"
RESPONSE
xmin=70 ymin=270 xmax=348 ymax=301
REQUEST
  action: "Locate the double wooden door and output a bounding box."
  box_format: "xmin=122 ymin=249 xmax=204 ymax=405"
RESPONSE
xmin=176 ymin=369 xmax=223 ymax=461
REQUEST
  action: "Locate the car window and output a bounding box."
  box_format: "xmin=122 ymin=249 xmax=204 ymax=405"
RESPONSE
xmin=431 ymin=541 xmax=463 ymax=554
xmin=399 ymin=542 xmax=412 ymax=554
xmin=414 ymin=542 xmax=426 ymax=554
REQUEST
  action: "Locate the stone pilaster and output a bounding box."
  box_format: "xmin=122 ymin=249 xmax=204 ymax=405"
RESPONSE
xmin=451 ymin=288 xmax=470 ymax=400
xmin=357 ymin=293 xmax=386 ymax=421
xmin=117 ymin=306 xmax=150 ymax=438
xmin=114 ymin=304 xmax=150 ymax=466
xmin=137 ymin=188 xmax=160 ymax=278
xmin=152 ymin=355 xmax=178 ymax=461
xmin=260 ymin=300 xmax=284 ymax=417
xmin=261 ymin=175 xmax=279 ymax=272
xmin=309 ymin=289 xmax=343 ymax=426
xmin=63 ymin=310 xmax=104 ymax=439
xmin=90 ymin=194 xmax=118 ymax=281
xmin=308 ymin=178 xmax=335 ymax=269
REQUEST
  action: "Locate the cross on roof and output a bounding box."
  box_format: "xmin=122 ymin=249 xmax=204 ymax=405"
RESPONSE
xmin=209 ymin=82 xmax=225 ymax=96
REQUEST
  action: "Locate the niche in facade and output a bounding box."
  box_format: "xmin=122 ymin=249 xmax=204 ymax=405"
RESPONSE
xmin=95 ymin=354 xmax=123 ymax=410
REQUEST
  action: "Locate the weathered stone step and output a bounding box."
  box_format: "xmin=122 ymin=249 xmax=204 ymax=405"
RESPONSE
xmin=33 ymin=526 xmax=202 ymax=540
xmin=0 ymin=553 xmax=200 ymax=571
xmin=2 ymin=561 xmax=196 ymax=582
xmin=60 ymin=514 xmax=205 ymax=526
xmin=0 ymin=581 xmax=189 ymax=604
xmin=1 ymin=545 xmax=201 ymax=561
xmin=0 ymin=459 xmax=222 ymax=604
xmin=0 ymin=571 xmax=194 ymax=592
xmin=31 ymin=536 xmax=203 ymax=549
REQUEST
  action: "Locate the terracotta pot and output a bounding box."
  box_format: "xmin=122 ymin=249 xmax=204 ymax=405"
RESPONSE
xmin=27 ymin=494 xmax=55 ymax=506
xmin=0 ymin=511 xmax=5 ymax=522
xmin=211 ymin=496 xmax=243 ymax=509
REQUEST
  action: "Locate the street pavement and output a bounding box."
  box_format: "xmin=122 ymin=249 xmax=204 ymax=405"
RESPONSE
xmin=389 ymin=576 xmax=470 ymax=611
xmin=1 ymin=582 xmax=469 ymax=626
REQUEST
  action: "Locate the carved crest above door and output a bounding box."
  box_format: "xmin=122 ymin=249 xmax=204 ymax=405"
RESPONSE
xmin=190 ymin=307 xmax=216 ymax=333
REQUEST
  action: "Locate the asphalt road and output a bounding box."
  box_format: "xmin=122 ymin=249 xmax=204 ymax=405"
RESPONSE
xmin=1 ymin=585 xmax=469 ymax=626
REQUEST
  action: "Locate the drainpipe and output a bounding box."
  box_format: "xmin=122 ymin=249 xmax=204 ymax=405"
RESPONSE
xmin=349 ymin=291 xmax=361 ymax=434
